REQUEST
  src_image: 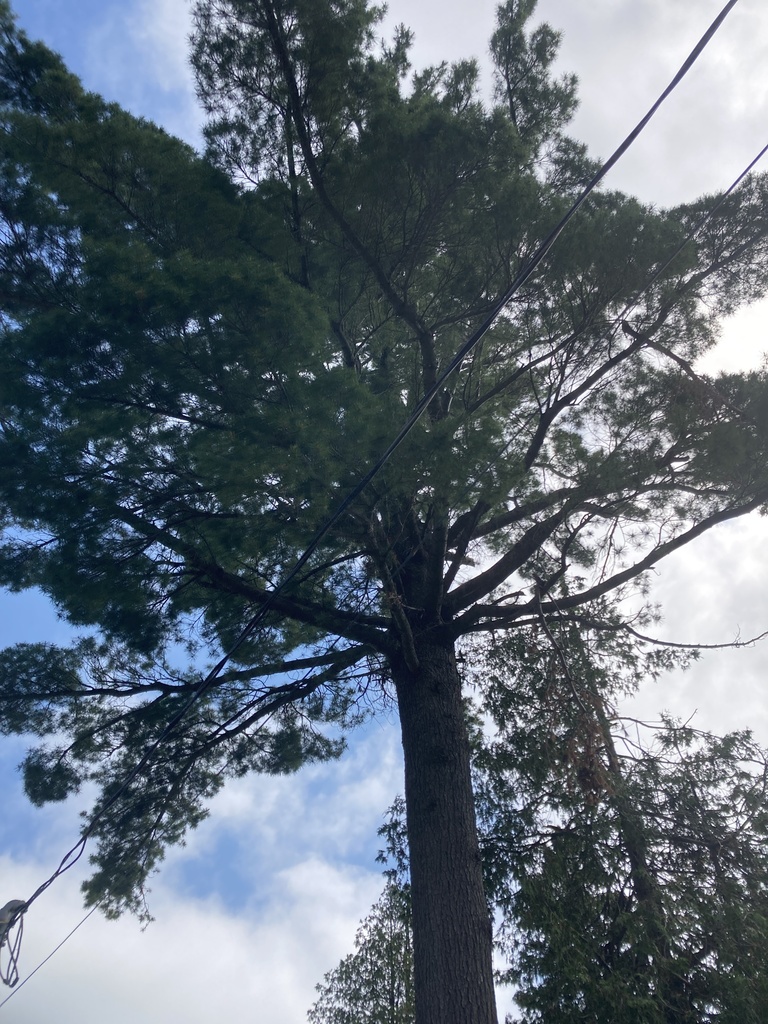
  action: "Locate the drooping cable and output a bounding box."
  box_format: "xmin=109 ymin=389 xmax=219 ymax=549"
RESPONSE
xmin=0 ymin=901 xmax=25 ymax=989
xmin=6 ymin=0 xmax=746 ymax=964
xmin=0 ymin=906 xmax=99 ymax=1011
xmin=175 ymin=0 xmax=742 ymax=687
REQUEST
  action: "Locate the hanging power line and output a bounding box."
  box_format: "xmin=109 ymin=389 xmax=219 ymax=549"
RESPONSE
xmin=162 ymin=0 xmax=743 ymax=696
xmin=0 ymin=906 xmax=99 ymax=1011
xmin=0 ymin=901 xmax=26 ymax=989
xmin=0 ymin=0 xmax=750 ymax=1000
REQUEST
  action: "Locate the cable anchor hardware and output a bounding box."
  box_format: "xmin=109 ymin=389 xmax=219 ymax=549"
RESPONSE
xmin=0 ymin=900 xmax=27 ymax=988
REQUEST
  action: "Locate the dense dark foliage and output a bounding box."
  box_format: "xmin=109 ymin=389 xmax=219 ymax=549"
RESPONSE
xmin=3 ymin=2 xmax=768 ymax=1019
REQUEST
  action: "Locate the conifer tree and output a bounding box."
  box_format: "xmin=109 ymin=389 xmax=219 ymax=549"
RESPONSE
xmin=312 ymin=633 xmax=768 ymax=1023
xmin=477 ymin=627 xmax=768 ymax=1023
xmin=3 ymin=2 xmax=768 ymax=1021
xmin=308 ymin=879 xmax=414 ymax=1024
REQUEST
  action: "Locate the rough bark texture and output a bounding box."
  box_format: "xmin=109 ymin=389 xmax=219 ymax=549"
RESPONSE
xmin=393 ymin=640 xmax=498 ymax=1024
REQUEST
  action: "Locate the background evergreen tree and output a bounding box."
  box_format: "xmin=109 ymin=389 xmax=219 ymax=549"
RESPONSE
xmin=3 ymin=2 xmax=768 ymax=1020
xmin=308 ymin=882 xmax=414 ymax=1024
xmin=308 ymin=812 xmax=414 ymax=1024
xmin=312 ymin=634 xmax=768 ymax=1023
xmin=476 ymin=625 xmax=768 ymax=1023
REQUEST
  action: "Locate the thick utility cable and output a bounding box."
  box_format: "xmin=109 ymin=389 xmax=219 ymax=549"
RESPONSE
xmin=0 ymin=907 xmax=98 ymax=1011
xmin=197 ymin=0 xmax=740 ymax=665
xmin=447 ymin=136 xmax=768 ymax=524
xmin=9 ymin=0 xmax=743 ymax=932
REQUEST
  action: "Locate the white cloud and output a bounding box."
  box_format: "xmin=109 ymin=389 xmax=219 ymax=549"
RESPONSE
xmin=39 ymin=0 xmax=203 ymax=144
xmin=384 ymin=0 xmax=497 ymax=72
xmin=162 ymin=720 xmax=404 ymax=887
xmin=0 ymin=851 xmax=383 ymax=1024
xmin=620 ymin=512 xmax=768 ymax=742
xmin=4 ymin=2 xmax=768 ymax=1018
xmin=541 ymin=0 xmax=768 ymax=204
xmin=0 ymin=710 xmax=404 ymax=1021
xmin=702 ymin=301 xmax=768 ymax=374
xmin=131 ymin=0 xmax=194 ymax=94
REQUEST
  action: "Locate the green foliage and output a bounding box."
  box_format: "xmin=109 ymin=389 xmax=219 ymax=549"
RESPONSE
xmin=495 ymin=724 xmax=768 ymax=1024
xmin=3 ymin=0 xmax=768 ymax=949
xmin=491 ymin=0 xmax=578 ymax=153
xmin=322 ymin=631 xmax=768 ymax=1023
xmin=0 ymin=641 xmax=84 ymax=735
xmin=22 ymin=746 xmax=81 ymax=805
xmin=309 ymin=803 xmax=414 ymax=1024
xmin=308 ymin=880 xmax=415 ymax=1024
xmin=473 ymin=628 xmax=768 ymax=1023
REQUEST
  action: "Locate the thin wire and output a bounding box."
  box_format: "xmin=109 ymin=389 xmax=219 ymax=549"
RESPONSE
xmin=15 ymin=0 xmax=744 ymax=920
xmin=611 ymin=140 xmax=768 ymax=339
xmin=173 ymin=0 xmax=742 ymax=688
xmin=0 ymin=906 xmax=98 ymax=1011
xmin=451 ymin=135 xmax=768 ymax=520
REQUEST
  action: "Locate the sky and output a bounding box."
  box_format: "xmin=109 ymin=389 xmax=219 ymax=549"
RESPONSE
xmin=2 ymin=0 xmax=768 ymax=1020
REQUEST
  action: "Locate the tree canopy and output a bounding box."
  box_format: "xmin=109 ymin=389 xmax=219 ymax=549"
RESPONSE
xmin=2 ymin=1 xmax=768 ymax=1020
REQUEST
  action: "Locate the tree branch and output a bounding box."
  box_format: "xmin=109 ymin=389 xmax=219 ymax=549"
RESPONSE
xmin=445 ymin=506 xmax=574 ymax=613
xmin=261 ymin=0 xmax=433 ymax=353
xmin=458 ymin=495 xmax=768 ymax=633
xmin=114 ymin=507 xmax=393 ymax=650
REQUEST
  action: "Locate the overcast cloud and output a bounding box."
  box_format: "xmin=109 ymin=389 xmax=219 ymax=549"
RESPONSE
xmin=2 ymin=1 xmax=768 ymax=1021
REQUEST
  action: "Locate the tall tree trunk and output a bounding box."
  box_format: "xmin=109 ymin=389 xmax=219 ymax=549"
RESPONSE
xmin=392 ymin=639 xmax=498 ymax=1024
